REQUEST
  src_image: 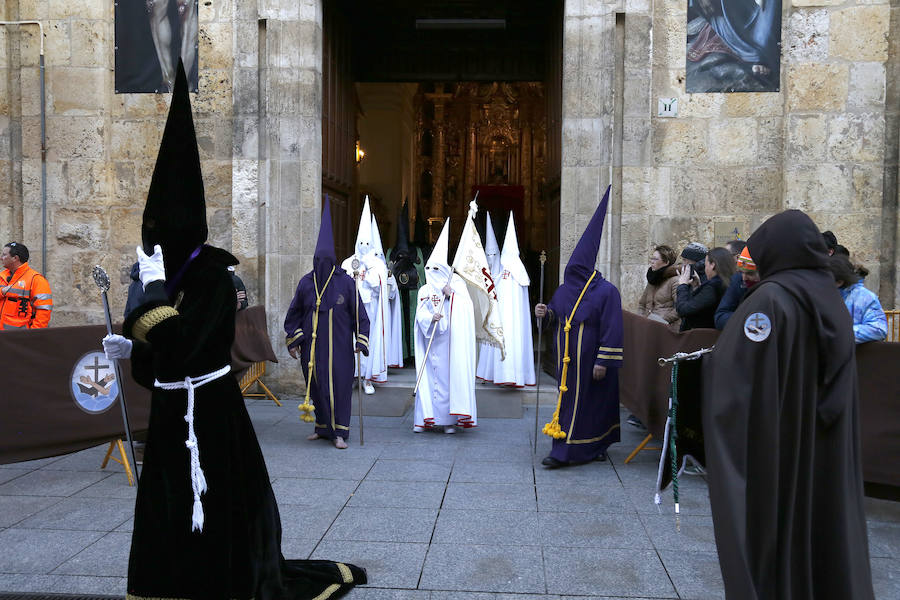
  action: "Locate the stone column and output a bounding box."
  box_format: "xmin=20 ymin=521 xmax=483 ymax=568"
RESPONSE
xmin=559 ymin=1 xmax=617 ymax=284
xmin=260 ymin=0 xmax=323 ymax=388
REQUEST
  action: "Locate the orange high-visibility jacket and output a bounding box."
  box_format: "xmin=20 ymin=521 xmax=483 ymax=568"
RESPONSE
xmin=0 ymin=263 xmax=53 ymax=330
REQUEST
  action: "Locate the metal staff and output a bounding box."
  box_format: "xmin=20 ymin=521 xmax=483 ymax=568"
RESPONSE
xmin=92 ymin=265 xmax=139 ymax=486
xmin=352 ymin=258 xmax=365 ymax=446
xmin=411 ymin=268 xmax=455 ymax=398
xmin=534 ymin=250 xmax=547 ymax=453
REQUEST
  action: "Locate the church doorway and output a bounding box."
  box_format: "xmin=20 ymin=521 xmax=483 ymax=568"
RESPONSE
xmin=322 ymin=0 xmax=564 ymax=297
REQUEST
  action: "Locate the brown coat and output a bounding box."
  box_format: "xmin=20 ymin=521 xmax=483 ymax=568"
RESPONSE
xmin=637 ymin=265 xmax=680 ymax=331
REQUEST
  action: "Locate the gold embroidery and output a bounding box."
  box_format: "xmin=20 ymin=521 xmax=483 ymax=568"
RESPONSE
xmin=329 ymin=309 xmax=335 ymax=432
xmin=567 ymin=323 xmax=584 ymax=443
xmin=596 ymin=346 xmax=622 ymax=352
xmin=567 ymin=422 xmax=621 ymax=444
xmin=286 ymin=328 xmax=303 ymax=347
xmin=337 ymin=562 xmax=354 ymax=583
xmin=132 ymin=306 xmax=179 ymax=343
xmin=596 ymin=354 xmax=623 ymax=360
xmin=311 ymin=584 xmax=341 ymax=600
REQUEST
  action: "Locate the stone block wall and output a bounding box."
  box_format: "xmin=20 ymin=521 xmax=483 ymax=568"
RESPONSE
xmin=598 ymin=0 xmax=897 ymax=311
xmin=0 ymin=0 xmax=237 ymax=325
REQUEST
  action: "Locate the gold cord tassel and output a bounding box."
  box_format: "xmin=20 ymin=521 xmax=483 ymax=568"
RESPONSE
xmin=299 ymin=267 xmax=335 ymax=423
xmin=543 ymin=272 xmax=596 ymax=439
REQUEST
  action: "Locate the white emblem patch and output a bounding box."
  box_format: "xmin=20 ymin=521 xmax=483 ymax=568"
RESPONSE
xmin=744 ymin=312 xmax=772 ymax=342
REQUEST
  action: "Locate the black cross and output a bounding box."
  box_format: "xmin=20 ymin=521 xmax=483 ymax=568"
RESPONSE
xmin=85 ymin=355 xmax=109 ymax=384
xmin=749 ymin=314 xmax=768 ymax=331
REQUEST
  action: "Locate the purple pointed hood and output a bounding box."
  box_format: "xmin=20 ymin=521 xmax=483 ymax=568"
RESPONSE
xmin=314 ymin=199 xmax=338 ymax=284
xmin=564 ymin=185 xmax=610 ymax=288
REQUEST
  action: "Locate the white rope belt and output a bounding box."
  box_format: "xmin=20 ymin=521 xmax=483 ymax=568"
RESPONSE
xmin=154 ymin=364 xmax=231 ymax=533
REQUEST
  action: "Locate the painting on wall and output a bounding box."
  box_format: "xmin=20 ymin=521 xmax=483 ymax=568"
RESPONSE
xmin=115 ymin=0 xmax=199 ymax=94
xmin=685 ymin=0 xmax=782 ymax=93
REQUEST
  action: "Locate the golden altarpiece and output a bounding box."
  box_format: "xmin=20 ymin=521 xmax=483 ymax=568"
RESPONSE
xmin=413 ymin=82 xmax=548 ymax=253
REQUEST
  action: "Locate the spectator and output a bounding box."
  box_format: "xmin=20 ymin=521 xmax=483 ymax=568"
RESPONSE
xmin=228 ymin=265 xmax=249 ymax=311
xmin=0 ymin=242 xmax=52 ymax=330
xmin=715 ymin=246 xmax=760 ymax=330
xmin=679 ymin=241 xmax=708 ymax=284
xmin=637 ymin=244 xmax=681 ymax=332
xmin=725 ymin=239 xmax=745 ymax=260
xmin=822 ymin=230 xmax=838 ymax=256
xmin=675 ymin=246 xmax=733 ymax=331
xmin=827 ymin=255 xmax=887 ymax=344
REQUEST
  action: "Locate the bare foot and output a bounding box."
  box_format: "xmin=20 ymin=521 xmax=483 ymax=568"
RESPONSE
xmin=333 ymin=437 xmax=348 ymax=449
xmin=307 ymin=433 xmax=321 ymax=441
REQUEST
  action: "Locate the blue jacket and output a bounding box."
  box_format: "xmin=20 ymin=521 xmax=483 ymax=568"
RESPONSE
xmin=839 ymin=282 xmax=887 ymax=344
xmin=714 ymin=272 xmax=747 ymax=330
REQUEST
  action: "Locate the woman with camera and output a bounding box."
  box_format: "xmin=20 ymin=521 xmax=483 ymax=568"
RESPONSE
xmin=675 ymin=246 xmax=734 ymax=331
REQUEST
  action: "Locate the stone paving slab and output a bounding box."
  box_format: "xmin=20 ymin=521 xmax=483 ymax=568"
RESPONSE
xmin=657 ymin=550 xmax=724 ymax=600
xmin=0 ymin=470 xmax=108 ymax=497
xmin=0 ymin=496 xmax=65 ymax=528
xmin=325 ymin=507 xmax=438 ymax=544
xmin=51 ymin=532 xmax=132 ymax=577
xmin=0 ymin=528 xmax=105 ymax=574
xmin=432 ymin=509 xmax=541 ymax=546
xmin=870 ymin=557 xmax=900 ymax=599
xmin=536 ymin=482 xmax=631 ymax=514
xmin=419 ymin=543 xmax=545 ymax=594
xmin=543 ymin=547 xmax=677 ymax=597
xmin=17 ymin=497 xmax=134 ymax=532
xmin=538 ymin=512 xmax=651 ymax=549
xmin=311 ymin=541 xmax=429 ymax=589
xmin=276 ymin=504 xmax=342 ymax=540
xmin=348 ymin=480 xmax=446 ymax=509
xmin=366 ymin=459 xmax=451 ymax=483
xmin=270 ymin=477 xmax=359 ymax=509
xmin=639 ymin=514 xmax=718 ymax=553
xmin=442 ymin=482 xmax=537 ymax=512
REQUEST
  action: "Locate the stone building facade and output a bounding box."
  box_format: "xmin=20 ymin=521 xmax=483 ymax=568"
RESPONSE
xmin=1 ymin=0 xmax=897 ymax=389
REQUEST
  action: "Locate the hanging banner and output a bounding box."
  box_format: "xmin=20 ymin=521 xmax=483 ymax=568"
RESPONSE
xmin=0 ymin=307 xmax=278 ymax=464
xmin=115 ymin=0 xmax=200 ymax=93
xmin=685 ymin=0 xmax=782 ymax=93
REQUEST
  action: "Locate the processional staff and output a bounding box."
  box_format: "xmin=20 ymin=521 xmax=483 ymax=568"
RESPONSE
xmin=92 ymin=265 xmax=140 ymax=487
xmin=533 ymin=250 xmax=546 ymax=454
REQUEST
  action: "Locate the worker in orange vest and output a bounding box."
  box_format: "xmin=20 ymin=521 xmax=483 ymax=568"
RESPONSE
xmin=1 ymin=242 xmax=52 ymax=330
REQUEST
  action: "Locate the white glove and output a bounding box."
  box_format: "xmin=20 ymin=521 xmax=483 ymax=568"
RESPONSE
xmin=136 ymin=244 xmax=165 ymax=290
xmin=103 ymin=334 xmax=133 ymax=360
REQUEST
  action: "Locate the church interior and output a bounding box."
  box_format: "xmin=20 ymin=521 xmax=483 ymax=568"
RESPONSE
xmin=323 ymin=0 xmax=563 ymax=291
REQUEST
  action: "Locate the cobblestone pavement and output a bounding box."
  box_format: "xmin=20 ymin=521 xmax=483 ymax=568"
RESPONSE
xmin=1 ymin=386 xmax=898 ymax=599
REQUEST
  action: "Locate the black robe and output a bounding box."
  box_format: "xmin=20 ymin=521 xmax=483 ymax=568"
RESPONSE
xmin=124 ymin=246 xmax=365 ymax=600
xmin=702 ymin=211 xmax=873 ymax=599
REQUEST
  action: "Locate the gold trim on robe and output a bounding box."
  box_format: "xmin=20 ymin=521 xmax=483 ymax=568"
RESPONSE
xmin=132 ymin=305 xmax=179 ymax=343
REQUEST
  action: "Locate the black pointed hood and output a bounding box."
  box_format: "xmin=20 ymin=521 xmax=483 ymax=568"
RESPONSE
xmin=142 ymin=59 xmax=207 ymax=277
xmin=564 ymin=185 xmax=610 ymax=288
xmin=314 ymin=199 xmax=338 ymax=284
xmin=395 ymin=200 xmax=412 ymax=256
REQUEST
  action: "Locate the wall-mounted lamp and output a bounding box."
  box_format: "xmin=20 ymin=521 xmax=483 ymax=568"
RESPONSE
xmin=355 ymin=140 xmax=366 ymax=164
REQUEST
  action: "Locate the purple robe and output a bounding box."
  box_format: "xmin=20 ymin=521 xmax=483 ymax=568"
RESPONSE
xmin=545 ymin=274 xmax=624 ymax=463
xmin=284 ymin=269 xmax=369 ymax=440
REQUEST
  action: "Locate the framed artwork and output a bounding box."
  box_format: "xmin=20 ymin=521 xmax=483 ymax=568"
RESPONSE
xmin=115 ymin=0 xmax=199 ymax=93
xmin=685 ymin=0 xmax=782 ymax=93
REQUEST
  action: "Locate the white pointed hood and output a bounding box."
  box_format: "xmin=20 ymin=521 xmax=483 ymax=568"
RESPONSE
xmin=484 ymin=212 xmax=501 ymax=276
xmin=354 ymin=196 xmax=374 ymax=257
xmin=500 ymin=213 xmax=529 ymax=286
xmin=425 ymin=218 xmax=452 ymax=287
xmin=371 ymin=213 xmax=387 ymax=266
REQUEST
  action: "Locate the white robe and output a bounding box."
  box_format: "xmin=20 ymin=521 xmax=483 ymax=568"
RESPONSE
xmin=414 ymin=276 xmax=477 ymax=428
xmin=341 ymin=253 xmax=388 ymax=382
xmin=475 ymin=214 xmax=502 ymax=382
xmin=385 ymin=272 xmax=404 ymax=368
xmin=492 ymin=269 xmax=536 ymax=387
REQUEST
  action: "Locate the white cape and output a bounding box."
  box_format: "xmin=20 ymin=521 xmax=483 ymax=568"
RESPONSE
xmin=492 ymin=272 xmax=535 ymax=386
xmin=341 ymin=254 xmax=388 ymax=382
xmin=413 ymin=275 xmax=477 ymax=428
